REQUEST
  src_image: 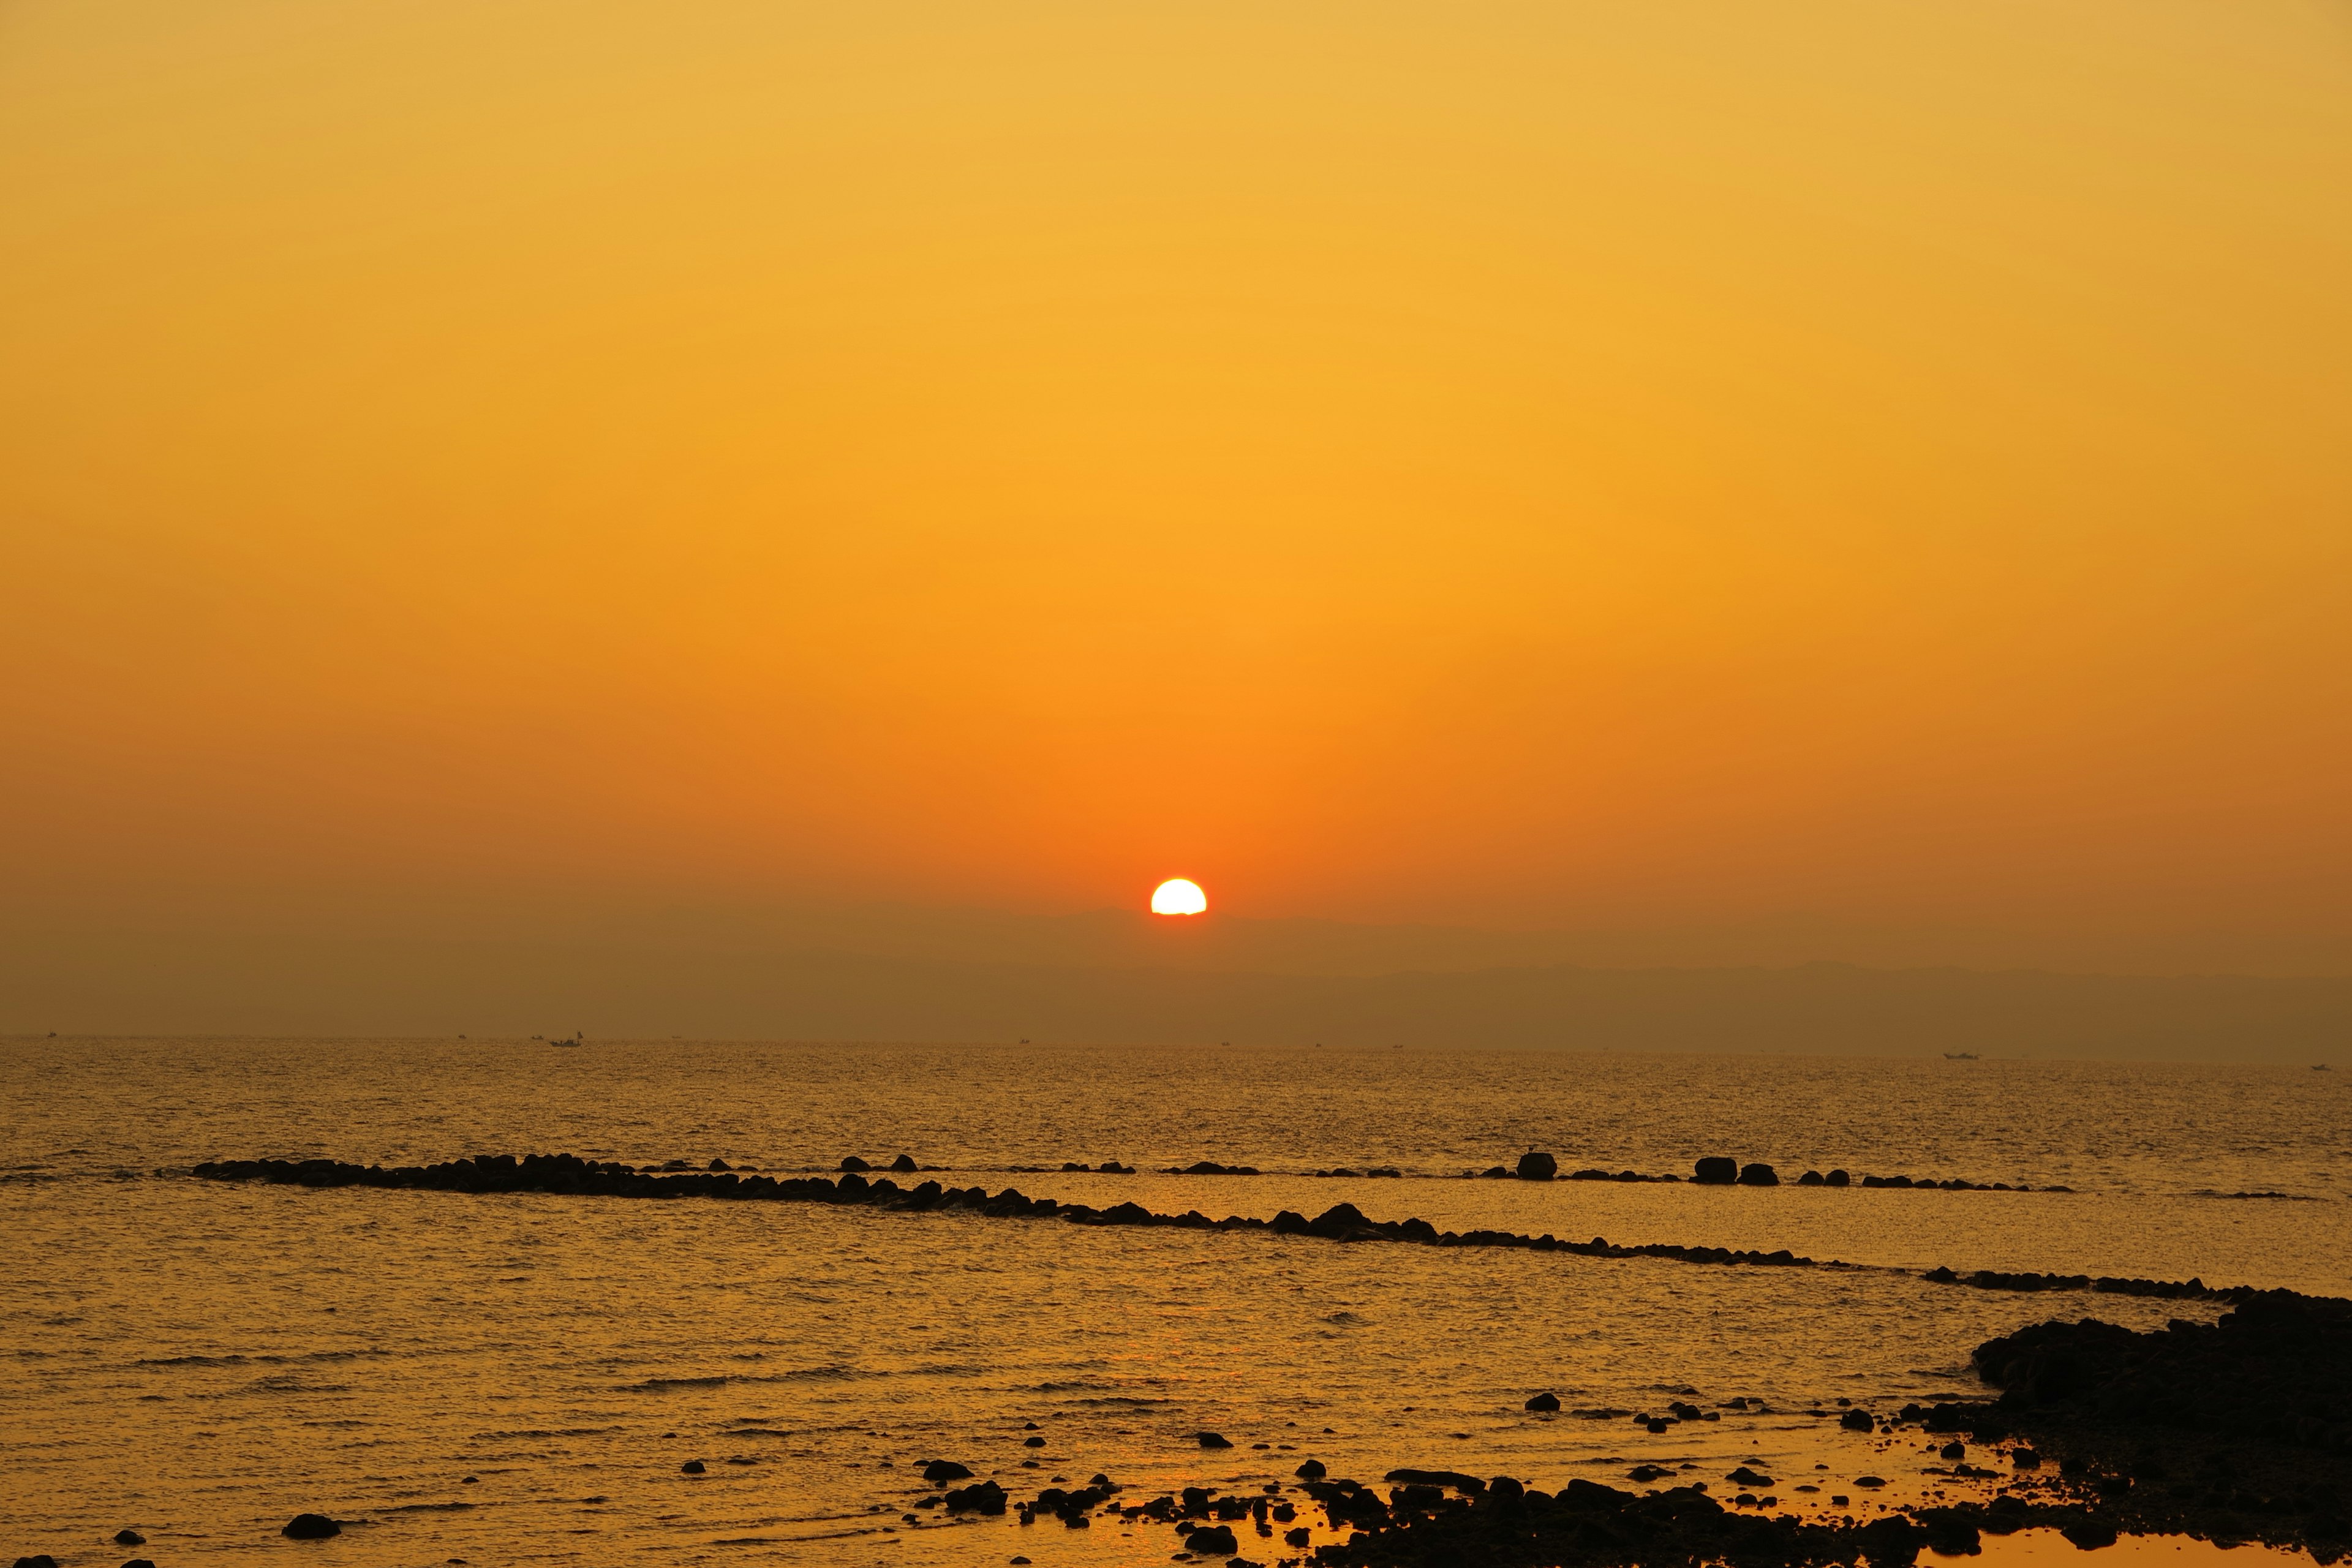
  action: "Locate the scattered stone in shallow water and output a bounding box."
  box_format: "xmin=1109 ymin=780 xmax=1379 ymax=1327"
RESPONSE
xmin=1841 ymin=1409 xmax=1876 ymax=1431
xmin=282 ymin=1513 xmax=341 ymax=1539
xmin=1198 ymin=1431 xmax=1234 ymax=1449
xmin=114 ymin=1531 xmax=145 ymax=1547
xmin=1024 ymin=1436 xmax=1045 ymax=1447
xmin=1297 ymin=1460 xmax=1327 ymax=1479
xmin=1517 ymin=1151 xmax=1558 ymax=1181
xmin=680 ymin=1460 xmax=704 ymax=1474
xmin=838 ymin=1156 xmax=869 ymax=1172
xmin=1526 ymin=1392 xmax=1561 ymax=1412
xmin=922 ymin=1460 xmax=974 ymax=1483
xmin=1694 ymin=1156 xmax=1739 ymax=1184
xmin=889 ymin=1153 xmax=917 ymax=1172
xmin=1737 ymin=1163 xmax=1780 ymax=1186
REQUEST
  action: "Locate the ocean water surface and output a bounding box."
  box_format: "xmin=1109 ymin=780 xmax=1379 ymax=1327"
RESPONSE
xmin=4 ymin=1039 xmax=2346 ymax=1566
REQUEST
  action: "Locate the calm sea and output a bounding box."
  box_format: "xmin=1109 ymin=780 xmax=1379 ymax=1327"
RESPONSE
xmin=5 ymin=1039 xmax=2346 ymax=1566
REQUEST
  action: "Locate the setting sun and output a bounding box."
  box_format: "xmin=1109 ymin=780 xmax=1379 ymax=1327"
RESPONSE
xmin=1150 ymin=878 xmax=1208 ymax=917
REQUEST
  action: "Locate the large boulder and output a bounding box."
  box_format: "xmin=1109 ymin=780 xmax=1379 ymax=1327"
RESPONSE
xmin=838 ymin=1156 xmax=870 ymax=1172
xmin=1736 ymin=1163 xmax=1779 ymax=1186
xmin=1516 ymin=1152 xmax=1558 ymax=1181
xmin=889 ymin=1153 xmax=918 ymax=1173
xmin=1183 ymin=1524 xmax=1239 ymax=1555
xmin=1693 ymin=1156 xmax=1738 ymax=1185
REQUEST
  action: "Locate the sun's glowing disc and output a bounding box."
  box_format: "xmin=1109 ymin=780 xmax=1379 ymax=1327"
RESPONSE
xmin=1150 ymin=878 xmax=1207 ymax=916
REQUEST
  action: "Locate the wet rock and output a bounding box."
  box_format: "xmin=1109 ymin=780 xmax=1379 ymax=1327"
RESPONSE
xmin=923 ymin=1460 xmax=974 ymax=1483
xmin=680 ymin=1460 xmax=705 ymax=1474
xmin=1855 ymin=1476 xmax=1888 ymax=1488
xmin=115 ymin=1531 xmax=146 ymax=1546
xmin=1798 ymin=1169 xmax=1825 ymax=1185
xmin=2062 ymin=1518 xmax=2121 ymax=1550
xmin=123 ymin=1560 xmax=157 ymax=1568
xmin=1516 ymin=1152 xmax=1558 ymax=1181
xmin=1099 ymin=1161 xmax=1134 ymax=1174
xmin=1297 ymin=1460 xmax=1327 ymax=1479
xmin=1842 ymin=1409 xmax=1877 ymax=1431
xmin=1199 ymin=1431 xmax=1235 ymax=1449
xmin=15 ymin=1558 xmax=58 ymax=1568
xmin=944 ymin=1480 xmax=1008 ymax=1514
xmin=1629 ymin=1465 xmax=1672 ymax=1482
xmin=1525 ymin=1392 xmax=1561 ymax=1412
xmin=1285 ymin=1526 xmax=1312 ymax=1547
xmin=1727 ymin=1468 xmax=1774 ymax=1487
xmin=1023 ymin=1436 xmax=1045 ymax=1447
xmin=838 ymin=1156 xmax=870 ymax=1172
xmin=889 ymin=1154 xmax=918 ymax=1173
xmin=1185 ymin=1524 xmax=1239 ymax=1554
xmin=1694 ymin=1156 xmax=1739 ymax=1185
xmin=2013 ymin=1449 xmax=2041 ymax=1468
xmin=282 ymin=1514 xmax=342 ymax=1539
xmin=1827 ymin=1168 xmax=1852 ymax=1186
xmin=1737 ymin=1163 xmax=1779 ymax=1186
xmin=1940 ymin=1441 xmax=1967 ymax=1460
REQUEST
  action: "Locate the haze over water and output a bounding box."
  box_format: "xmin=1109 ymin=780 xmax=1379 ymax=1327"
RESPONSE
xmin=6 ymin=1040 xmax=2345 ymax=1565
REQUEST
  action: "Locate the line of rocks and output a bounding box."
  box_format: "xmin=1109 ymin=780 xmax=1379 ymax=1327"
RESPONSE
xmin=186 ymin=1155 xmax=2258 ymax=1303
xmin=189 ymin=1154 xmax=1847 ymax=1271
xmin=823 ymin=1150 xmax=2076 ymax=1188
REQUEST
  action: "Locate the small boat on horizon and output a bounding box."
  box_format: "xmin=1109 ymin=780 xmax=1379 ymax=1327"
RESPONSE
xmin=1943 ymin=1052 xmax=1979 ymax=1060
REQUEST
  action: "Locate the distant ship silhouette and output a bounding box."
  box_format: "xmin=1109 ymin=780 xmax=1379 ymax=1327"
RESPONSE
xmin=1943 ymin=1052 xmax=1980 ymax=1060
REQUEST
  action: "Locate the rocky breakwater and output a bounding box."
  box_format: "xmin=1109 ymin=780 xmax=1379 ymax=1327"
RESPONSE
xmin=1874 ymin=1291 xmax=2352 ymax=1561
xmin=188 ymin=1153 xmax=1845 ymax=1274
xmin=1279 ymin=1468 xmax=2148 ymax=1568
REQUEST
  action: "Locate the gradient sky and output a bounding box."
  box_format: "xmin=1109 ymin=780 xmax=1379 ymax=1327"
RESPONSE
xmin=4 ymin=1 xmax=2349 ymax=973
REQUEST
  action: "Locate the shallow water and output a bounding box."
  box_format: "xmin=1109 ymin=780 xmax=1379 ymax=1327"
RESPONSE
xmin=4 ymin=1039 xmax=2346 ymax=1565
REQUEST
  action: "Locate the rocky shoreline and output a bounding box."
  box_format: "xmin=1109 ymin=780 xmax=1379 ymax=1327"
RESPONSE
xmin=186 ymin=1152 xmax=2258 ymax=1303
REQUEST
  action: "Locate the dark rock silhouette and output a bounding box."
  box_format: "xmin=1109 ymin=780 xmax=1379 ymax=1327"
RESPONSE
xmin=944 ymin=1479 xmax=1008 ymax=1514
xmin=1694 ymin=1156 xmax=1738 ymax=1185
xmin=1516 ymin=1152 xmax=1557 ymax=1181
xmin=1841 ymin=1409 xmax=1875 ymax=1431
xmin=890 ymin=1154 xmax=918 ymax=1172
xmin=1525 ymin=1392 xmax=1561 ymax=1412
xmin=1183 ymin=1524 xmax=1239 ymax=1553
xmin=1023 ymin=1434 xmax=1044 ymax=1447
xmin=1826 ymin=1169 xmax=1852 ymax=1186
xmin=1297 ymin=1459 xmax=1327 ymax=1479
xmin=680 ymin=1460 xmax=705 ymax=1474
xmin=186 ymin=1153 xmax=2259 ymax=1305
xmin=1198 ymin=1431 xmax=1234 ymax=1449
xmin=114 ymin=1531 xmax=145 ymax=1546
xmin=922 ymin=1460 xmax=974 ymax=1483
xmin=838 ymin=1156 xmax=870 ymax=1172
xmin=123 ymin=1560 xmax=157 ymax=1568
xmin=281 ymin=1513 xmax=341 ymax=1539
xmin=1737 ymin=1163 xmax=1779 ymax=1186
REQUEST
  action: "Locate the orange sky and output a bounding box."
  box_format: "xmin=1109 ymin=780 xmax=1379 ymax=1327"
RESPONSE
xmin=4 ymin=1 xmax=2349 ymax=973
